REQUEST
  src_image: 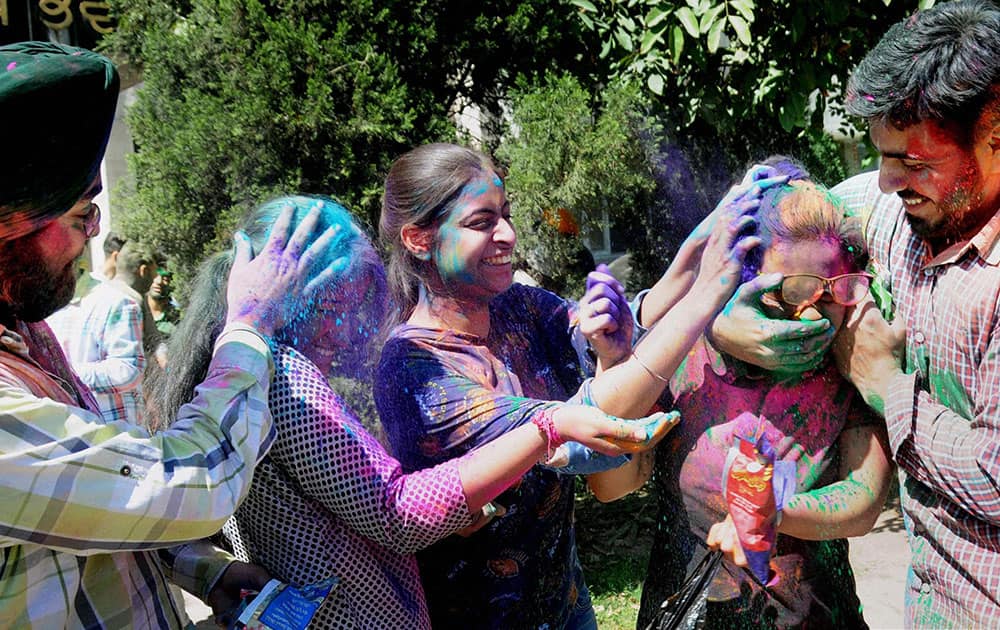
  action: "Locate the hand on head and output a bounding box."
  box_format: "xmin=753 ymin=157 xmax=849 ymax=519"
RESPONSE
xmin=687 ymin=167 xmax=795 ymax=312
xmin=579 ymin=264 xmax=634 ymax=368
xmin=225 ymin=202 xmax=350 ymax=336
xmin=689 ymin=197 xmax=762 ymax=311
xmin=689 ymin=169 xmax=790 ymax=243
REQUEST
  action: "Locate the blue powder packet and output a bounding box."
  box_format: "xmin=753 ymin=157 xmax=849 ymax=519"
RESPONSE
xmin=233 ymin=576 xmax=338 ymax=629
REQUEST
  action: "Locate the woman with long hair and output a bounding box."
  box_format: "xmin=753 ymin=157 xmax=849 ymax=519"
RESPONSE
xmin=374 ymin=143 xmax=766 ymax=628
xmin=147 ymin=195 xmax=666 ymax=628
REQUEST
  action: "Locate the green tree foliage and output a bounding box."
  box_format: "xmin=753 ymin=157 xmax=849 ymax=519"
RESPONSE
xmin=496 ymin=75 xmax=658 ymax=296
xmin=571 ymin=0 xmax=935 ymax=136
xmin=104 ymin=0 xmax=601 ymax=284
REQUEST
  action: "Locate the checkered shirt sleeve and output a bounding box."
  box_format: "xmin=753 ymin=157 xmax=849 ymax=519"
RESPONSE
xmin=0 ymin=325 xmax=276 ymax=628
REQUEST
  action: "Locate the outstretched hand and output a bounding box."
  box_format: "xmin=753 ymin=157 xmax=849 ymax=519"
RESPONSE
xmin=708 ymin=272 xmax=834 ymax=373
xmin=579 ymin=264 xmax=634 ymax=370
xmin=226 ymin=202 xmax=351 ymax=336
xmin=556 ymin=408 xmax=680 ymax=457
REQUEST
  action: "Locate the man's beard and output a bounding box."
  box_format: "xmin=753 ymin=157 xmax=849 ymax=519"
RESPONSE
xmin=0 ymin=235 xmax=77 ymax=322
xmin=905 ymin=160 xmax=985 ymax=242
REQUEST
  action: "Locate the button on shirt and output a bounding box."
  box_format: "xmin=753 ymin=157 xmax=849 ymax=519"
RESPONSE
xmin=0 ymin=321 xmax=276 ymax=628
xmin=833 ymin=171 xmax=1000 ymax=628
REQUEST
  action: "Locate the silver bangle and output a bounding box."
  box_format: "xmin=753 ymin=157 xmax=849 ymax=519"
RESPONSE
xmin=632 ymin=349 xmax=670 ymax=383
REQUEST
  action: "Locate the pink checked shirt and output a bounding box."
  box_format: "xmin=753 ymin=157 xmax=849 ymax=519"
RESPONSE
xmin=834 ymin=172 xmax=1000 ymax=628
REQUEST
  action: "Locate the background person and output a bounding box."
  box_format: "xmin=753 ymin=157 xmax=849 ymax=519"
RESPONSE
xmin=148 ymin=262 xmax=181 ymax=339
xmin=101 ymin=231 xmax=126 ymax=280
xmin=47 ymin=239 xmax=159 ymax=424
xmin=147 ymin=259 xmax=181 ymax=367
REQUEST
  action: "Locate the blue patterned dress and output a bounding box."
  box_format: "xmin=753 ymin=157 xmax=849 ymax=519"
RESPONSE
xmin=375 ymin=284 xmax=592 ymax=629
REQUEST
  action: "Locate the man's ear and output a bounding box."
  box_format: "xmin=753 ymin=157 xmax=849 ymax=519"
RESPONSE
xmin=983 ymin=92 xmax=1000 ymax=156
xmin=400 ymin=224 xmax=432 ymax=261
xmin=988 ymin=123 xmax=1000 ymax=154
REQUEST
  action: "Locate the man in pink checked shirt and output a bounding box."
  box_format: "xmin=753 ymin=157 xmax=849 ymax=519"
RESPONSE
xmin=710 ymin=1 xmax=1000 ymax=627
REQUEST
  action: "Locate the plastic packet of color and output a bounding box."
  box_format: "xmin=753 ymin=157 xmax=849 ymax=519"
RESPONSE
xmin=232 ymin=576 xmax=338 ymax=629
xmin=721 ymin=433 xmax=793 ymax=585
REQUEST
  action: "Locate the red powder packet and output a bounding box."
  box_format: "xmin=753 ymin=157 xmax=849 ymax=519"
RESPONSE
xmin=722 ymin=433 xmax=778 ymax=585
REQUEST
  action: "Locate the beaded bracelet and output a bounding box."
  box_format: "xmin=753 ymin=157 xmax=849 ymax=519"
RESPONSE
xmin=531 ymin=407 xmax=562 ymax=460
xmin=631 ymin=349 xmax=670 ymax=383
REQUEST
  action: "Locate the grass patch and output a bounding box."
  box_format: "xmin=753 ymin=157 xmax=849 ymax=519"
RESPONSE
xmin=575 ymin=480 xmax=657 ymax=630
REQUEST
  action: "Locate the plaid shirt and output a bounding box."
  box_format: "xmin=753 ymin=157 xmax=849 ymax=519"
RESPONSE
xmin=46 ymin=279 xmax=146 ymax=424
xmin=0 ymin=322 xmax=275 ymax=629
xmin=833 ymin=171 xmax=1000 ymax=628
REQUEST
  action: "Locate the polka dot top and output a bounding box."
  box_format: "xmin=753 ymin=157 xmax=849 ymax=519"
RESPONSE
xmin=223 ymin=345 xmax=475 ymax=629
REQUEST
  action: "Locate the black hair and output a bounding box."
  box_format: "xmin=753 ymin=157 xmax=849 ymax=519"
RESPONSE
xmin=102 ymin=232 xmax=126 ymax=256
xmin=846 ymin=0 xmax=1000 ymax=137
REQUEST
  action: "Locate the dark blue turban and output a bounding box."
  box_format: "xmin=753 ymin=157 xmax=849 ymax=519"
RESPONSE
xmin=0 ymin=42 xmax=119 ymax=240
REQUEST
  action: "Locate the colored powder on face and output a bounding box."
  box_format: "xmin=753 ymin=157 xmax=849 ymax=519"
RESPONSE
xmin=491 ymin=172 xmax=502 ymax=188
xmin=462 ymin=179 xmax=490 ymax=199
xmin=435 ymin=223 xmax=476 ymax=285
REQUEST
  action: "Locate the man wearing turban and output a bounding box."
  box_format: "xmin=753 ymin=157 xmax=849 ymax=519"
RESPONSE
xmin=0 ymin=43 xmax=326 ymax=628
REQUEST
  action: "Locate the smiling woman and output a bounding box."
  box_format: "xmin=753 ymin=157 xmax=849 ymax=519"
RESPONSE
xmin=373 ymin=143 xmax=757 ymax=629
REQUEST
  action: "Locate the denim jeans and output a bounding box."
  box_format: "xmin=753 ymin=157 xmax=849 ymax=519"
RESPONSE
xmin=565 ymin=579 xmax=597 ymax=630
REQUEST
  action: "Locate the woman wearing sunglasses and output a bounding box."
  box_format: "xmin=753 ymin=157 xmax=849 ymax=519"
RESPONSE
xmin=590 ymin=158 xmax=893 ymax=629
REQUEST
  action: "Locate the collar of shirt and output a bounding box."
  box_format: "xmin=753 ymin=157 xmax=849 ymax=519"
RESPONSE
xmin=107 ymin=278 xmax=145 ymax=304
xmin=924 ymin=207 xmax=1000 ymax=269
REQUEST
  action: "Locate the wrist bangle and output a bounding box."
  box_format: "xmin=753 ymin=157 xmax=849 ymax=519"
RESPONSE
xmin=531 ymin=407 xmax=562 ymax=460
xmin=631 ymin=349 xmax=670 ymax=383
